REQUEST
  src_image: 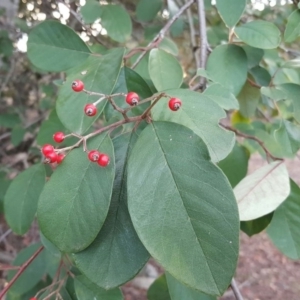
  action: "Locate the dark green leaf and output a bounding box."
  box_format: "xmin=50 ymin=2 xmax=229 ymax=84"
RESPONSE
xmin=249 ymin=66 xmax=271 ymax=86
xmin=218 ymin=142 xmax=249 ymax=188
xmin=4 ymin=164 xmax=46 ymax=235
xmin=152 ymin=89 xmax=235 ymax=162
xmin=56 ymin=48 xmax=125 ymax=134
xmin=101 ymin=5 xmax=132 ymax=43
xmin=242 ymin=46 xmax=264 ymax=69
xmin=80 ymin=0 xmax=102 ymax=24
xmin=235 ymin=21 xmax=281 ymax=49
xmin=148 ymin=274 xmax=171 ymax=300
xmin=38 ymin=134 xmax=115 ymax=253
xmin=216 ymin=0 xmax=246 ymax=28
xmin=166 ymin=273 xmax=216 ymax=300
xmin=136 ymin=0 xmax=162 ymax=22
xmin=7 ymin=244 xmax=46 ymax=295
xmin=267 ymin=180 xmax=300 ymax=259
xmin=27 ymin=20 xmax=91 ymax=72
xmin=241 ymin=213 xmax=273 ymax=237
xmin=127 ymin=122 xmax=239 ymax=296
xmin=149 ymin=49 xmax=183 ymax=91
xmin=284 ymin=10 xmax=300 ymax=43
xmin=73 ymin=132 xmax=149 ymax=289
xmin=206 ymin=45 xmax=248 ymax=95
xmin=74 ymin=275 xmax=123 ymax=300
xmin=10 ymin=126 xmax=26 ymax=147
xmin=0 ymin=113 xmax=20 ymax=128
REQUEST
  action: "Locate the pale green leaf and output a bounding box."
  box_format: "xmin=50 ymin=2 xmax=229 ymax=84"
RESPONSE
xmin=235 ymin=161 xmax=290 ymax=221
xmin=80 ymin=0 xmax=102 ymax=24
xmin=4 ymin=164 xmax=45 ymax=235
xmin=128 ymin=122 xmax=239 ymax=296
xmin=149 ymin=49 xmax=183 ymax=91
xmin=260 ymin=86 xmax=286 ymax=101
xmin=235 ymin=21 xmax=281 ymax=49
xmin=27 ymin=20 xmax=91 ymax=72
xmin=152 ymin=89 xmax=235 ymax=162
xmin=284 ymin=10 xmax=300 ymax=43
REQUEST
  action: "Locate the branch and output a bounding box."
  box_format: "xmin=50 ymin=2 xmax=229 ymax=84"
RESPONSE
xmin=131 ymin=0 xmax=196 ymax=69
xmin=230 ymin=278 xmax=244 ymax=300
xmin=247 ymin=78 xmax=261 ymax=89
xmin=197 ymin=0 xmax=208 ymax=86
xmin=0 ymin=246 xmax=44 ymax=299
xmin=221 ymin=124 xmax=283 ymax=162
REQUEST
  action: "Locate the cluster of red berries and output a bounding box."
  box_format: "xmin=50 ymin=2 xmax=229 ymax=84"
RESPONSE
xmin=71 ymin=80 xmax=182 ymax=114
xmin=88 ymin=150 xmax=110 ymax=167
xmin=41 ymin=144 xmax=65 ymax=164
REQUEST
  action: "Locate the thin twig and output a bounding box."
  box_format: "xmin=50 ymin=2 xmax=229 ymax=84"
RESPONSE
xmin=0 ymin=246 xmax=44 ymax=299
xmin=247 ymin=78 xmax=261 ymax=88
xmin=197 ymin=0 xmax=208 ymax=87
xmin=230 ymin=278 xmax=244 ymax=300
xmin=0 ymin=229 xmax=12 ymax=243
xmin=131 ymin=0 xmax=196 ymax=69
xmin=221 ymin=124 xmax=283 ymax=161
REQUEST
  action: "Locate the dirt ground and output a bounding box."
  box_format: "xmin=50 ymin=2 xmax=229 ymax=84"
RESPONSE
xmin=1 ymin=156 xmax=299 ymax=299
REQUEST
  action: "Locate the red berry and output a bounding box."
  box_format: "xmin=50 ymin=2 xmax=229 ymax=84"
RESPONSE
xmin=84 ymin=104 xmax=97 ymax=116
xmin=53 ymin=132 xmax=65 ymax=143
xmin=45 ymin=152 xmax=58 ymax=163
xmin=168 ymin=98 xmax=182 ymax=111
xmin=30 ymin=298 xmax=37 ymax=300
xmin=126 ymin=92 xmax=139 ymax=106
xmin=88 ymin=150 xmax=100 ymax=162
xmin=97 ymin=154 xmax=110 ymax=167
xmin=42 ymin=144 xmax=54 ymax=156
xmin=72 ymin=80 xmax=84 ymax=92
xmin=56 ymin=154 xmax=65 ymax=164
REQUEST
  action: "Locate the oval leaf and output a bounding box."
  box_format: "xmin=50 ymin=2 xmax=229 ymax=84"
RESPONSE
xmin=216 ymin=0 xmax=246 ymax=28
xmin=27 ymin=20 xmax=91 ymax=72
xmin=73 ymin=132 xmax=149 ymax=289
xmin=80 ymin=0 xmax=102 ymax=24
xmin=136 ymin=0 xmax=162 ymax=22
xmin=148 ymin=274 xmax=171 ymax=300
xmin=56 ymin=48 xmax=125 ymax=134
xmin=235 ymin=161 xmax=290 ymax=221
xmin=206 ymin=45 xmax=247 ymax=95
xmin=38 ymin=134 xmax=115 ymax=253
xmin=152 ymin=89 xmax=235 ymax=162
xmin=267 ymin=180 xmax=300 ymax=259
xmin=234 ymin=21 xmax=281 ymax=49
xmin=127 ymin=122 xmax=240 ymax=296
xmin=101 ymin=4 xmax=132 ymax=43
xmin=284 ymin=10 xmax=300 ymax=43
xmin=4 ymin=164 xmax=46 ymax=235
xmin=149 ymin=49 xmax=183 ymax=91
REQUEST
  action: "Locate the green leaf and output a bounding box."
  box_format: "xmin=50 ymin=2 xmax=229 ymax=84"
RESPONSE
xmin=73 ymin=132 xmax=149 ymax=289
xmin=0 ymin=172 xmax=10 ymax=213
xmin=282 ymin=58 xmax=300 ymax=69
xmin=166 ymin=273 xmax=216 ymax=300
xmin=27 ymin=20 xmax=91 ymax=72
xmin=0 ymin=113 xmax=21 ymax=128
xmin=11 ymin=126 xmax=26 ymax=147
xmin=56 ymin=48 xmax=125 ymax=134
xmin=260 ymin=86 xmax=286 ymax=101
xmin=152 ymin=89 xmax=235 ymax=162
xmin=7 ymin=244 xmax=46 ymax=295
xmin=38 ymin=134 xmax=115 ymax=253
xmin=4 ymin=164 xmax=46 ymax=235
xmin=241 ymin=213 xmax=273 ymax=237
xmin=206 ymin=45 xmax=248 ymax=95
xmin=101 ymin=4 xmax=132 ymax=43
xmin=284 ymin=10 xmax=300 ymax=43
xmin=235 ymin=161 xmax=290 ymax=221
xmin=234 ymin=21 xmax=281 ymax=49
xmin=274 ymin=120 xmax=300 ymax=157
xmin=218 ymin=142 xmax=249 ymax=188
xmin=149 ymin=49 xmax=183 ymax=91
xmin=159 ymin=38 xmax=179 ymax=56
xmin=136 ymin=0 xmax=162 ymax=22
xmin=127 ymin=122 xmax=239 ymax=296
xmin=74 ymin=275 xmax=123 ymax=300
xmin=277 ymin=83 xmax=300 ymax=123
xmin=215 ymin=0 xmax=246 ymax=28
xmin=237 ymin=77 xmax=261 ymax=118
xmin=203 ymin=83 xmax=239 ymax=110
xmin=267 ymin=180 xmax=300 ymax=259
xmin=242 ymin=46 xmax=264 ymax=69
xmin=148 ymin=274 xmax=171 ymax=300
xmin=80 ymin=0 xmax=102 ymax=24
xmin=249 ymin=66 xmax=271 ymax=86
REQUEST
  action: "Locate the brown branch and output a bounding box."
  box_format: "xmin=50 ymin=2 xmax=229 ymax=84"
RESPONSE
xmin=221 ymin=124 xmax=283 ymax=161
xmin=247 ymin=78 xmax=261 ymax=88
xmin=131 ymin=0 xmax=196 ymax=69
xmin=0 ymin=246 xmax=44 ymax=299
